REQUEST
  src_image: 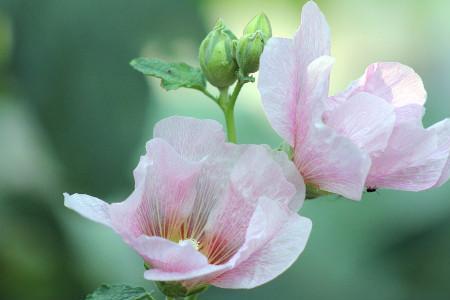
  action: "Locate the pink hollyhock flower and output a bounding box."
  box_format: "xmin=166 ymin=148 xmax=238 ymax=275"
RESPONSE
xmin=259 ymin=1 xmax=373 ymax=200
xmin=328 ymin=62 xmax=450 ymax=191
xmin=64 ymin=116 xmax=311 ymax=292
xmin=258 ymin=1 xmax=450 ymax=198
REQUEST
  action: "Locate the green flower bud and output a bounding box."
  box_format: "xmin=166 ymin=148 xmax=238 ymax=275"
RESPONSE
xmin=199 ymin=19 xmax=238 ymax=88
xmin=243 ymin=13 xmax=272 ymax=42
xmin=236 ymin=31 xmax=265 ymax=74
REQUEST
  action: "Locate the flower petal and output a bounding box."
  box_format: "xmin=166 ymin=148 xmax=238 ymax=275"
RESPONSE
xmin=294 ymin=57 xmax=371 ymax=200
xmin=153 ymin=116 xmax=226 ymax=161
xmin=109 ymin=138 xmax=202 ymax=240
xmin=137 ymin=237 xmax=230 ymax=285
xmin=269 ymin=148 xmax=306 ymax=211
xmin=229 ymin=145 xmax=298 ymax=207
xmin=335 ymin=62 xmax=426 ymax=108
xmin=294 ymin=55 xmax=335 ymax=145
xmin=293 ymin=0 xmax=331 ymax=80
xmin=367 ymin=122 xmax=448 ymax=191
xmin=436 ymin=158 xmax=450 ymax=187
xmin=211 ymin=197 xmax=312 ymax=289
xmin=64 ymin=193 xmax=112 ymax=227
xmin=258 ymin=0 xmax=330 ymax=146
xmin=429 ymin=119 xmax=450 ymax=187
xmin=180 ymin=143 xmax=245 ymax=246
xmin=297 ymin=55 xmax=335 ymax=123
xmin=143 ymin=264 xmax=228 ymax=284
xmin=132 ymin=236 xmax=220 ymax=281
xmin=258 ymin=37 xmax=297 ymax=145
xmin=202 ymin=146 xmax=299 ymax=265
xmin=295 ymin=123 xmax=371 ymax=200
xmin=394 ymin=104 xmax=425 ymax=125
xmin=324 ymin=92 xmax=396 ymax=154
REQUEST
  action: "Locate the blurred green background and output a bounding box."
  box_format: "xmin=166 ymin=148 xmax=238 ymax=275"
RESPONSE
xmin=0 ymin=0 xmax=449 ymax=299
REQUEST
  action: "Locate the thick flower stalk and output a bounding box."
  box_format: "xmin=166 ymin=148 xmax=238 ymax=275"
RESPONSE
xmin=64 ymin=117 xmax=311 ymax=297
xmin=258 ymin=1 xmax=450 ymax=200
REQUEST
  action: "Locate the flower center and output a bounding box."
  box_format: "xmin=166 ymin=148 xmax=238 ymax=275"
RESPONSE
xmin=178 ymin=238 xmax=200 ymax=251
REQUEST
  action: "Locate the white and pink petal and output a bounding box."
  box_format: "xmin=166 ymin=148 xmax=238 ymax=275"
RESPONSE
xmin=367 ymin=122 xmax=448 ymax=191
xmin=135 ymin=236 xmax=231 ymax=286
xmin=258 ymin=37 xmax=298 ymax=145
xmin=428 ymin=119 xmax=450 ymax=187
xmin=335 ymin=62 xmax=426 ymax=108
xmin=64 ymin=193 xmax=112 ymax=227
xmin=294 ymin=122 xmax=371 ymax=200
xmin=269 ymin=148 xmax=306 ymax=211
xmin=211 ymin=197 xmax=311 ymax=289
xmin=324 ymin=92 xmax=396 ymax=154
xmin=110 ymin=138 xmax=202 ymax=240
xmin=293 ymin=0 xmax=331 ymax=82
xmin=153 ymin=116 xmax=226 ymax=161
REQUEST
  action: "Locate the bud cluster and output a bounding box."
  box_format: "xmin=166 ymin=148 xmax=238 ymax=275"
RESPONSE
xmin=199 ymin=14 xmax=272 ymax=88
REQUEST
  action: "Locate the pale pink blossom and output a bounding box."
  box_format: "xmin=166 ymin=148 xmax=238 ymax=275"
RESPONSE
xmin=258 ymin=1 xmax=372 ymax=200
xmin=258 ymin=1 xmax=450 ymax=198
xmin=64 ymin=116 xmax=311 ymax=289
xmin=329 ymin=62 xmax=450 ymax=191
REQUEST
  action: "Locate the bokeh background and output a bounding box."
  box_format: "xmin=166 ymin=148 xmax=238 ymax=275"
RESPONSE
xmin=0 ymin=0 xmax=449 ymax=299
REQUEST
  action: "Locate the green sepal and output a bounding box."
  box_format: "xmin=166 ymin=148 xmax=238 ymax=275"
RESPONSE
xmin=305 ymin=184 xmax=332 ymax=200
xmin=155 ymin=281 xmax=208 ymax=298
xmin=277 ymin=141 xmax=293 ymax=160
xmin=130 ymin=58 xmax=206 ymax=91
xmin=236 ymin=31 xmax=265 ymax=75
xmin=243 ymin=13 xmax=272 ymax=42
xmin=237 ymin=72 xmax=255 ymax=83
xmin=85 ymin=284 xmax=154 ymax=300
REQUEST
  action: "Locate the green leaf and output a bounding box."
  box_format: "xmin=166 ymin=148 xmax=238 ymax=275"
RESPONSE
xmin=86 ymin=284 xmax=155 ymax=300
xmin=130 ymin=58 xmax=206 ymax=91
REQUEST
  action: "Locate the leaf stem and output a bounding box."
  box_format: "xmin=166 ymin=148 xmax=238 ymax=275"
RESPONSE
xmin=202 ymin=80 xmax=246 ymax=143
xmin=199 ymin=87 xmax=218 ymax=104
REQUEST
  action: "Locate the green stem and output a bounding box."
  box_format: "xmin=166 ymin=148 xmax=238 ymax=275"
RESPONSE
xmin=218 ymin=81 xmax=245 ymax=143
xmin=165 ymin=297 xmax=174 ymax=300
xmin=218 ymin=87 xmax=229 ymax=105
xmin=229 ymin=80 xmax=244 ymax=107
xmin=185 ymin=295 xmax=199 ymax=300
xmin=217 ymin=87 xmax=236 ymax=143
xmin=224 ymin=107 xmax=237 ymax=143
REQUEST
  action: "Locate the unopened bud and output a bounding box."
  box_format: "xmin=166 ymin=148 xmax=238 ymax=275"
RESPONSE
xmin=199 ymin=19 xmax=238 ymax=88
xmin=243 ymin=13 xmax=272 ymax=42
xmin=236 ymin=31 xmax=265 ymax=74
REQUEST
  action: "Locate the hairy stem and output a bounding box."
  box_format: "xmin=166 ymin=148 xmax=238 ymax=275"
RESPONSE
xmin=224 ymin=106 xmax=237 ymax=143
xmin=217 ymin=87 xmax=236 ymax=143
xmin=218 ymin=81 xmax=245 ymax=143
xmin=229 ymin=80 xmax=244 ymax=107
